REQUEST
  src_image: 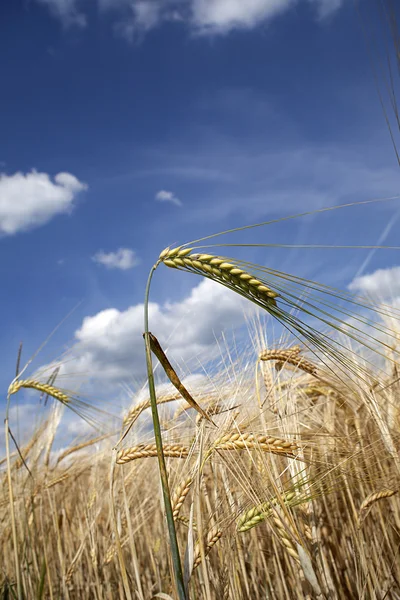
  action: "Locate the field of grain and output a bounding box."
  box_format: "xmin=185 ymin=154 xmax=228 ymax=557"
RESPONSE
xmin=2 ymin=244 xmax=400 ymax=599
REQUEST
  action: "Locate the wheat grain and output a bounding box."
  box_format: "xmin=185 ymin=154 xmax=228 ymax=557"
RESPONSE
xmin=259 ymin=347 xmax=302 ymax=361
xmin=237 ymin=491 xmax=297 ymax=532
xmin=213 ymin=432 xmax=298 ymax=457
xmin=159 ymin=248 xmax=278 ymax=304
xmin=259 ymin=350 xmax=317 ymax=376
xmin=359 ymin=488 xmax=397 ymax=512
xmin=116 ymin=444 xmax=189 ymax=464
xmin=193 ymin=526 xmax=223 ymax=569
xmin=56 ymin=433 xmax=110 ymax=465
xmin=358 ymin=489 xmax=397 ymax=526
xmin=171 ymin=476 xmax=193 ymax=520
xmin=8 ymin=379 xmax=70 ymax=404
xmin=270 ymin=512 xmax=300 ymax=562
xmin=123 ymin=393 xmax=182 ymax=427
xmin=45 ymin=473 xmax=71 ymax=489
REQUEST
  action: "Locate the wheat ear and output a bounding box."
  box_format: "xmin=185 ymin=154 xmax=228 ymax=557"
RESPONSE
xmin=237 ymin=491 xmax=298 ymax=532
xmin=123 ymin=393 xmax=182 ymax=427
xmin=8 ymin=379 xmax=70 ymax=404
xmin=116 ymin=444 xmax=189 ymax=464
xmin=56 ymin=433 xmax=110 ymax=465
xmin=270 ymin=512 xmax=300 ymax=562
xmin=172 ymin=476 xmax=194 ymax=520
xmin=193 ymin=526 xmax=223 ymax=569
xmin=358 ymin=489 xmax=397 ymax=526
xmin=212 ymin=432 xmax=298 ymax=456
xmin=259 ymin=349 xmax=317 ymax=376
xmin=159 ymin=247 xmax=278 ymax=304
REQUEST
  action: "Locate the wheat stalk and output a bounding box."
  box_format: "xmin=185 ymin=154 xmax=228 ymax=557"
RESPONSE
xmin=116 ymin=444 xmax=189 ymax=464
xmin=159 ymin=248 xmax=278 ymax=304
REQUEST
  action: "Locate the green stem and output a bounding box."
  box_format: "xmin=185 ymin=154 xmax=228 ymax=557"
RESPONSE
xmin=144 ymin=264 xmax=187 ymax=600
xmin=5 ymin=393 xmax=23 ymax=599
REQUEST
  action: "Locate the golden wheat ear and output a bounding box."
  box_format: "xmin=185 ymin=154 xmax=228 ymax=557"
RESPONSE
xmin=159 ymin=246 xmax=400 ymax=389
xmin=160 ymin=246 xmax=278 ymax=305
xmin=7 ymin=378 xmax=121 ymax=435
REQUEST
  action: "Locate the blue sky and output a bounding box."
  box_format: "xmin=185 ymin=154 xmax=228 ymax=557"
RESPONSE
xmin=1 ymin=0 xmax=400 ymax=438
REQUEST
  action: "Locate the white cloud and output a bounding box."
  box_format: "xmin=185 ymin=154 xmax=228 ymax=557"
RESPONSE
xmin=0 ymin=170 xmax=87 ymax=236
xmin=35 ymin=0 xmax=86 ymax=27
xmin=92 ymin=248 xmax=139 ymax=270
xmin=38 ymin=0 xmax=343 ymax=36
xmin=155 ymin=189 xmax=182 ymax=207
xmin=56 ymin=277 xmax=249 ymax=384
xmin=191 ymin=0 xmax=294 ymax=33
xmin=348 ymin=266 xmax=400 ymax=299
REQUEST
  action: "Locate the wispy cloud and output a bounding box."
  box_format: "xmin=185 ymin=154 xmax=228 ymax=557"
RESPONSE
xmin=155 ymin=189 xmax=183 ymax=207
xmin=0 ymin=170 xmax=87 ymax=236
xmin=92 ymin=248 xmax=140 ymax=270
xmin=34 ymin=0 xmax=344 ymax=36
xmin=35 ymin=0 xmax=87 ymax=28
xmin=353 ymin=210 xmax=400 ymax=279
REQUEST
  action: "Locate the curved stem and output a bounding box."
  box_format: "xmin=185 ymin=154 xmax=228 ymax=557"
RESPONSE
xmin=144 ymin=264 xmax=187 ymax=600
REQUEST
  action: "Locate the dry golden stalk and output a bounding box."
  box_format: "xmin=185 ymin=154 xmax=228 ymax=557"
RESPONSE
xmin=116 ymin=444 xmax=189 ymax=464
xmin=358 ymin=489 xmax=397 ymax=527
xmin=212 ymin=432 xmax=298 ymax=457
xmin=259 ymin=350 xmax=317 ymax=376
xmin=8 ymin=379 xmax=70 ymax=404
xmin=159 ymin=247 xmax=278 ymax=305
xmin=193 ymin=526 xmax=223 ymax=569
xmin=14 ymin=418 xmax=49 ymax=469
xmin=171 ymin=477 xmax=193 ymax=520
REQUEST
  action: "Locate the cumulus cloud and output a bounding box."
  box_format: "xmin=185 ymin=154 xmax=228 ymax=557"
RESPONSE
xmin=56 ymin=278 xmax=249 ymax=384
xmin=155 ymin=189 xmax=182 ymax=207
xmin=0 ymin=170 xmax=87 ymax=236
xmin=348 ymin=266 xmax=400 ymax=299
xmin=36 ymin=0 xmax=344 ymax=36
xmin=92 ymin=248 xmax=139 ymax=270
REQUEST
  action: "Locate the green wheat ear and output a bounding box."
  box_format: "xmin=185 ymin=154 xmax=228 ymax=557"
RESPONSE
xmin=159 ymin=246 xmax=278 ymax=306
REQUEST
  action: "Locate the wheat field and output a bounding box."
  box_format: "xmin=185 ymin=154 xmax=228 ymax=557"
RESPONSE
xmin=2 ymin=290 xmax=400 ymax=599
